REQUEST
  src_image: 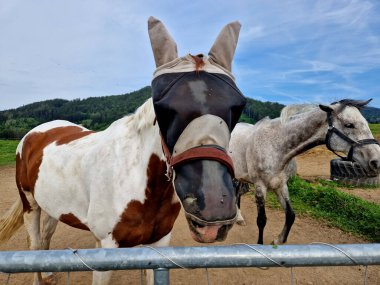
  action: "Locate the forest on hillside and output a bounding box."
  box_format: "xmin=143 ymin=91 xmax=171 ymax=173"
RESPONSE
xmin=363 ymin=107 xmax=380 ymax=124
xmin=1 ymin=86 xmax=379 ymax=139
xmin=0 ymin=87 xmax=151 ymax=139
xmin=0 ymin=86 xmax=285 ymax=139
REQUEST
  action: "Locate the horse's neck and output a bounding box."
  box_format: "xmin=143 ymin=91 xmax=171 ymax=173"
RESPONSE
xmin=101 ymin=99 xmax=163 ymax=160
xmin=281 ymin=109 xmax=327 ymax=163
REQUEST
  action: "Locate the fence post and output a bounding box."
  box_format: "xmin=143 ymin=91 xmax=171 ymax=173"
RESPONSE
xmin=154 ymin=268 xmax=169 ymax=285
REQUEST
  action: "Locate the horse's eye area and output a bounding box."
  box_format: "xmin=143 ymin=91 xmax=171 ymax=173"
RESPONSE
xmin=344 ymin=123 xmax=355 ymax=128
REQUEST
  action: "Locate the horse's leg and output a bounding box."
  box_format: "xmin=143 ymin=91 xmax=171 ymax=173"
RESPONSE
xmin=255 ymin=183 xmax=267 ymax=244
xmin=40 ymin=211 xmax=59 ymax=283
xmin=92 ymin=236 xmax=118 ymax=285
xmin=236 ymin=200 xmax=245 ymax=226
xmin=235 ymin=182 xmax=246 ymax=226
xmin=235 ymin=181 xmax=249 ymax=226
xmin=40 ymin=211 xmax=58 ymax=250
xmin=22 ymin=192 xmax=43 ymax=285
xmin=273 ymin=184 xmax=295 ymax=245
xmin=144 ymin=232 xmax=172 ymax=285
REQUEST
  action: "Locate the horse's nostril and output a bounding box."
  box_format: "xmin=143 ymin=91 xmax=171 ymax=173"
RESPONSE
xmin=369 ymin=159 xmax=380 ymax=170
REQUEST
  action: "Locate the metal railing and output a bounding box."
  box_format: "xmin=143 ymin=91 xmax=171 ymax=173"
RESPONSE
xmin=0 ymin=243 xmax=379 ymax=284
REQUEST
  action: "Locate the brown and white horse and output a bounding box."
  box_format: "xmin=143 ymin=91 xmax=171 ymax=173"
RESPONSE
xmin=0 ymin=17 xmax=246 ymax=284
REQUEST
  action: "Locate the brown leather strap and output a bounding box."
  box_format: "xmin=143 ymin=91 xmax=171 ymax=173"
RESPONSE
xmin=160 ymin=134 xmax=172 ymax=164
xmin=160 ymin=133 xmax=235 ymax=177
xmin=171 ymin=146 xmax=235 ymax=177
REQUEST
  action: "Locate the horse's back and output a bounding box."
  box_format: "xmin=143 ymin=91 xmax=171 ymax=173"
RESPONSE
xmin=17 ymin=120 xmax=90 ymax=153
xmin=229 ymin=123 xmax=256 ymax=181
xmin=16 ymin=120 xmax=95 ymax=196
xmin=230 ymin=121 xmax=270 ymax=152
xmin=230 ymin=120 xmax=284 ymax=182
xmin=231 ymin=123 xmax=255 ymax=141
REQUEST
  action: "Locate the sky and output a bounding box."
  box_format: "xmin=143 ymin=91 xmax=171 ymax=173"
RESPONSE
xmin=1 ymin=0 xmax=380 ymax=111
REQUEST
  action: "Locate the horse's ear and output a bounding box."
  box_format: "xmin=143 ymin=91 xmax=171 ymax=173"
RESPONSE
xmin=319 ymin=104 xmax=333 ymax=113
xmin=208 ymin=21 xmax=241 ymax=72
xmin=360 ymin=99 xmax=372 ymax=107
xmin=148 ymin=16 xmax=178 ymax=67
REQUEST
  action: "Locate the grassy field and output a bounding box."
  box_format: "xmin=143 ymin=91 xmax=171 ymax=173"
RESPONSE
xmin=0 ymin=140 xmax=19 ymax=166
xmin=369 ymin=123 xmax=380 ymax=140
xmin=265 ymin=176 xmax=380 ymax=242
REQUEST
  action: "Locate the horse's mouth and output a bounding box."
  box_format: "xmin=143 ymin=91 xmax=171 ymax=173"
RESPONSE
xmin=184 ymin=212 xmax=236 ymax=243
xmin=366 ymin=169 xmax=380 ymax=177
xmin=367 ymin=164 xmax=380 ymax=176
xmin=355 ymin=160 xmax=380 ymax=177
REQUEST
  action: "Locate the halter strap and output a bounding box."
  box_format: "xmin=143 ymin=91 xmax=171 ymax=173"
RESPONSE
xmin=171 ymin=145 xmax=235 ymax=176
xmin=347 ymin=139 xmax=380 ymax=161
xmin=325 ymin=111 xmax=379 ymax=161
xmin=160 ymin=134 xmax=234 ymax=179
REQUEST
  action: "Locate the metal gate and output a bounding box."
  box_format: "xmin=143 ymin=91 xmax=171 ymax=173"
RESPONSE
xmin=1 ymin=243 xmax=379 ymax=284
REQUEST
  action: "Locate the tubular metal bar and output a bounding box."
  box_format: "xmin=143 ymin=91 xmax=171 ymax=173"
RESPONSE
xmin=0 ymin=244 xmax=379 ymax=273
xmin=154 ymin=268 xmax=169 ymax=285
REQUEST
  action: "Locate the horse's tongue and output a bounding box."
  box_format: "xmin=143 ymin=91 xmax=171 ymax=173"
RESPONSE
xmin=197 ymin=225 xmax=220 ymax=241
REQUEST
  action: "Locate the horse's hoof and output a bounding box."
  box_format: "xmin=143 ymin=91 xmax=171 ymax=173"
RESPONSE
xmin=236 ymin=219 xmax=247 ymax=226
xmin=271 ymin=237 xmax=286 ymax=245
xmin=41 ymin=273 xmax=58 ymax=285
xmin=271 ymin=238 xmax=280 ymax=245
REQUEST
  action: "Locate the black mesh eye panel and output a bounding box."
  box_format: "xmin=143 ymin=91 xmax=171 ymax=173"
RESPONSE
xmin=152 ymin=71 xmax=246 ymax=152
xmin=152 ymin=73 xmax=186 ymax=101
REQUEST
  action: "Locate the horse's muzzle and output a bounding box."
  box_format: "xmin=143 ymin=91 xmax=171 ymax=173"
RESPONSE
xmin=184 ymin=211 xmax=236 ymax=243
xmin=369 ymin=159 xmax=380 ymax=174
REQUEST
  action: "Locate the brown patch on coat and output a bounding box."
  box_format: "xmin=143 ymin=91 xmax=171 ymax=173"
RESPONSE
xmin=59 ymin=213 xmax=90 ymax=231
xmin=15 ymin=126 xmax=95 ymax=211
xmin=16 ymin=153 xmax=32 ymax=212
xmin=112 ymin=154 xmax=181 ymax=247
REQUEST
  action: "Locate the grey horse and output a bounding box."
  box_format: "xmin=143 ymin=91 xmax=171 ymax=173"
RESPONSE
xmin=229 ymin=99 xmax=380 ymax=245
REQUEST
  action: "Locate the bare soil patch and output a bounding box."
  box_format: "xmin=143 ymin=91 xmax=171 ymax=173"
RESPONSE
xmin=0 ymin=154 xmax=379 ymax=284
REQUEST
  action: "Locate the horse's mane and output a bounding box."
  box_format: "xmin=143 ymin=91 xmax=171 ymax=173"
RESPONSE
xmin=280 ymin=104 xmax=318 ymax=124
xmin=106 ymin=98 xmax=155 ymax=133
xmin=280 ymin=99 xmax=371 ymax=124
xmin=134 ymin=98 xmax=156 ymax=131
xmin=332 ymin=99 xmax=371 ymax=111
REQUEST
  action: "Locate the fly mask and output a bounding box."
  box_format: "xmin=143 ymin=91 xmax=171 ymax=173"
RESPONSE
xmin=148 ymin=17 xmax=246 ymax=242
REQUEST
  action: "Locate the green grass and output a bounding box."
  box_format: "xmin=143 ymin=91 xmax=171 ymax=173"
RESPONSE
xmin=265 ymin=176 xmax=380 ymax=242
xmin=317 ymin=178 xmax=379 ymax=189
xmin=369 ymin=123 xmax=380 ymax=139
xmin=0 ymin=140 xmax=19 ymax=165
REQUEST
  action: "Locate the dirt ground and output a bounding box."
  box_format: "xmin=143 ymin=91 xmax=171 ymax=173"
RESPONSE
xmin=0 ymin=145 xmax=379 ymax=284
xmin=295 ymin=145 xmax=380 ymax=204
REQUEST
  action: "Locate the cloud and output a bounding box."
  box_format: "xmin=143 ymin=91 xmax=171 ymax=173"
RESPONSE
xmin=0 ymin=0 xmax=379 ymax=110
xmin=235 ymin=0 xmax=380 ymax=107
xmin=0 ymin=0 xmax=156 ymax=110
xmin=241 ymin=25 xmax=265 ymax=41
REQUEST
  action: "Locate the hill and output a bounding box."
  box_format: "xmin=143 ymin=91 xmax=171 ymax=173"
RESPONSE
xmin=1 ymin=87 xmax=379 ymax=139
xmin=362 ymin=107 xmax=380 ymax=123
xmin=0 ymin=86 xmax=285 ymax=139
xmin=0 ymin=87 xmax=151 ymax=139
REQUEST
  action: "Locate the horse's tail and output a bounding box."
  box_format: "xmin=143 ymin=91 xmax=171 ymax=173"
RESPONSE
xmin=0 ymin=198 xmax=24 ymax=243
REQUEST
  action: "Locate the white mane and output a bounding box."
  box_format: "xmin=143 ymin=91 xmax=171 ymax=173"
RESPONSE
xmin=134 ymin=98 xmax=156 ymax=131
xmin=106 ymin=98 xmax=156 ymax=133
xmin=280 ymin=103 xmax=318 ymax=124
